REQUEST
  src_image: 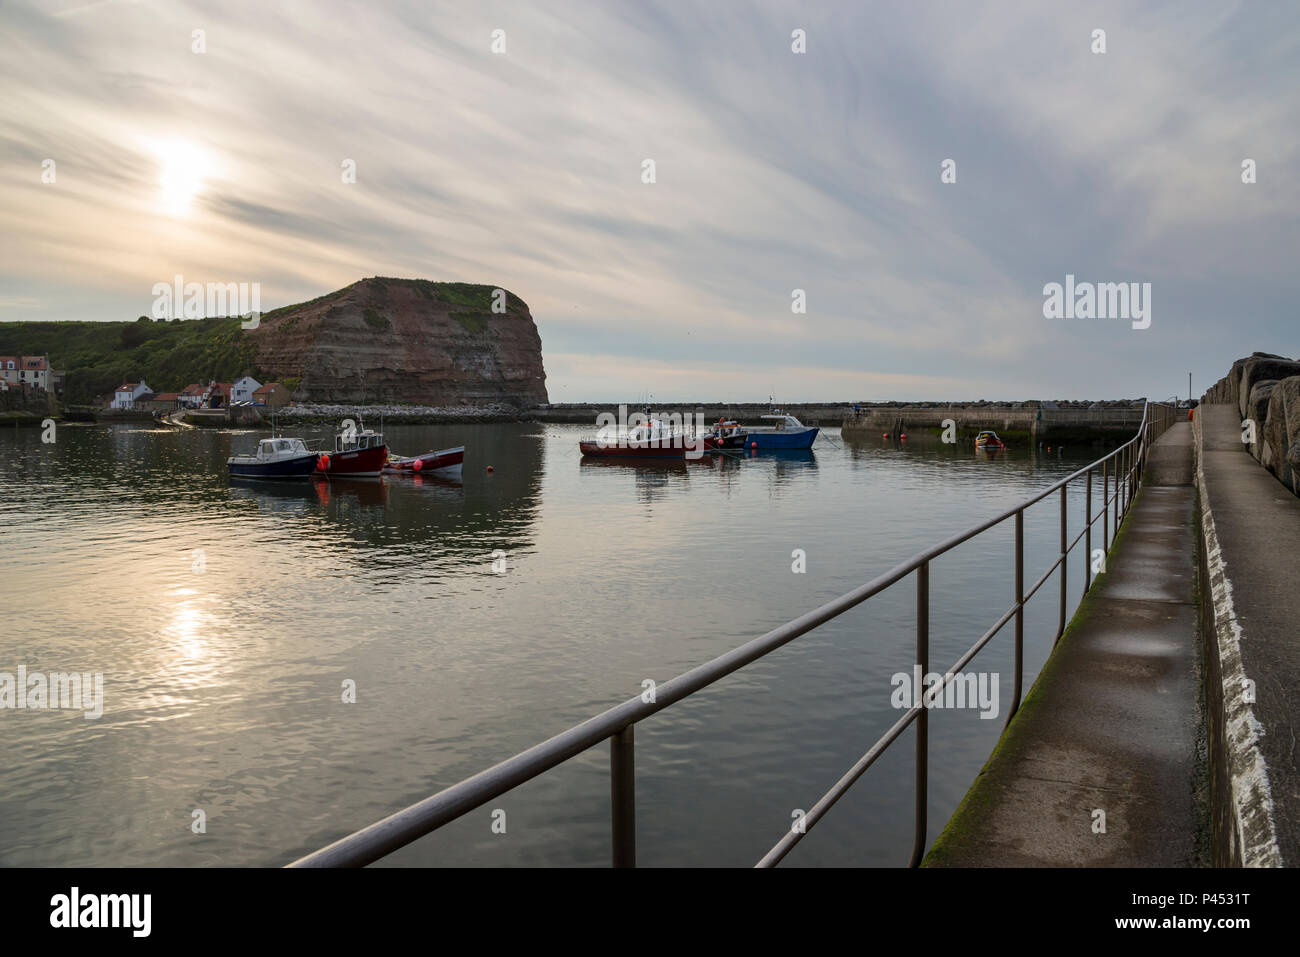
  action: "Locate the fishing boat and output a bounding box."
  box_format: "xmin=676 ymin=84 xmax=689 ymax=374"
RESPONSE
xmin=743 ymin=412 xmax=819 ymax=450
xmin=974 ymin=430 xmax=1006 ymax=451
xmin=703 ymin=418 xmax=749 ymax=451
xmin=579 ymin=416 xmax=701 ymax=459
xmin=384 ymin=445 xmax=465 ymax=476
xmin=315 ymin=425 xmax=388 ymax=477
xmin=227 ymin=437 xmax=319 ymax=479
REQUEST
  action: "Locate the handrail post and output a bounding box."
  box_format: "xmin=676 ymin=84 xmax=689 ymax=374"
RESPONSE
xmin=1103 ymin=456 xmax=1110 ymax=553
xmin=611 ymin=725 xmax=636 ymax=867
xmin=1056 ymin=484 xmax=1067 ymax=644
xmin=1006 ymin=509 xmax=1024 ymax=729
xmin=1084 ymin=469 xmax=1093 ymax=595
xmin=1113 ymin=452 xmax=1120 ymax=534
xmin=909 ymin=562 xmax=929 ymax=868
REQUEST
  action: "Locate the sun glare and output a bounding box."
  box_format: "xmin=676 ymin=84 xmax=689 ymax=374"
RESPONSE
xmin=152 ymin=139 xmax=211 ymax=214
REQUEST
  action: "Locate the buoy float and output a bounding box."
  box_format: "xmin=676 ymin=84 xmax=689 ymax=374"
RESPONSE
xmin=486 ymin=465 xmax=495 ymax=472
xmin=882 ymin=433 xmax=889 ymax=439
xmin=750 ymin=441 xmax=757 ymax=449
xmin=411 ymin=458 xmax=423 ymax=471
xmin=900 ymin=433 xmax=907 ymax=440
xmin=317 ymin=454 xmax=330 ymax=471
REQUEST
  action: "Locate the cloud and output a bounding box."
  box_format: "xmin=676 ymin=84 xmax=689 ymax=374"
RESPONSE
xmin=0 ymin=0 xmax=1295 ymax=399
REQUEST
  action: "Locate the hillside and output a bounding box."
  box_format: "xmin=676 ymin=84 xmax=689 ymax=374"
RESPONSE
xmin=0 ymin=316 xmax=253 ymax=405
xmin=0 ymin=278 xmax=549 ymax=408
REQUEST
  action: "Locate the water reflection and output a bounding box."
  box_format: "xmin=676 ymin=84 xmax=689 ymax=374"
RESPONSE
xmin=0 ymin=421 xmax=1115 ymax=867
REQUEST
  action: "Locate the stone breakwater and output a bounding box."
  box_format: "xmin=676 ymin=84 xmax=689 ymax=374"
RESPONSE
xmin=277 ymin=402 xmax=529 ymax=425
xmin=1202 ymin=352 xmax=1300 ymax=497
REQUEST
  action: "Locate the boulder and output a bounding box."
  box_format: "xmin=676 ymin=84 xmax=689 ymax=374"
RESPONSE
xmin=1237 ymin=354 xmax=1300 ymax=419
xmin=1263 ymin=376 xmax=1300 ymax=492
xmin=1247 ymin=380 xmax=1279 ymax=461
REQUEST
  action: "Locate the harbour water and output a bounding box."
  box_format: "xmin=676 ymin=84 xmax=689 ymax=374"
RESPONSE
xmin=0 ymin=421 xmax=1109 ymax=866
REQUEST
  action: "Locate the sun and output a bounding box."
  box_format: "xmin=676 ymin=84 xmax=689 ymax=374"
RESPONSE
xmin=152 ymin=139 xmax=211 ymax=214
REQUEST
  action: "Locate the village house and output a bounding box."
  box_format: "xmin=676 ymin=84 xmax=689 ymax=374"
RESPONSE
xmin=178 ymin=384 xmax=206 ymax=408
xmin=139 ymin=392 xmax=180 ymax=413
xmin=230 ymin=376 xmax=262 ymax=404
xmin=252 ymin=382 xmax=291 ymax=409
xmin=202 ymin=382 xmax=233 ymax=409
xmin=111 ymin=380 xmax=152 ymax=409
xmin=0 ymin=355 xmax=54 ymax=392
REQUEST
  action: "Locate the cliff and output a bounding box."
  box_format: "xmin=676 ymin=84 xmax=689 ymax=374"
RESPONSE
xmin=249 ymin=278 xmax=548 ymax=408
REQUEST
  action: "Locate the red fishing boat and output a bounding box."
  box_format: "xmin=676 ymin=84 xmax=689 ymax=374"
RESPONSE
xmin=579 ymin=418 xmax=703 ymax=459
xmin=384 ymin=445 xmax=465 ymax=476
xmin=315 ymin=425 xmax=389 ymax=477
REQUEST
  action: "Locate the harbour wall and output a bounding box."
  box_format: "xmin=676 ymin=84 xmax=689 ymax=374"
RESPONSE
xmin=840 ymin=404 xmax=1146 ymax=444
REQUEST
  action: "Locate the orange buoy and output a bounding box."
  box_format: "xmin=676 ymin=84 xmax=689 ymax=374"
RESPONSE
xmin=750 ymin=441 xmax=757 ymax=449
xmin=411 ymin=458 xmax=423 ymax=471
xmin=486 ymin=465 xmax=495 ymax=472
xmin=317 ymin=454 xmax=329 ymax=471
xmin=882 ymin=433 xmax=889 ymax=439
xmin=900 ymin=433 xmax=907 ymax=440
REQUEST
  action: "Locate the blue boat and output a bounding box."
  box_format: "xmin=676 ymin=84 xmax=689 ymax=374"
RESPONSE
xmin=744 ymin=413 xmax=819 ymax=450
xmin=227 ymin=437 xmax=319 ymax=479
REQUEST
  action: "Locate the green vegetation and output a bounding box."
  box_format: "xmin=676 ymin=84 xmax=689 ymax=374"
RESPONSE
xmin=363 ymin=309 xmax=391 ymax=331
xmin=0 ymin=317 xmax=258 ymax=405
xmin=376 ymin=277 xmax=525 ymax=315
xmin=451 ymin=311 xmax=489 ymax=334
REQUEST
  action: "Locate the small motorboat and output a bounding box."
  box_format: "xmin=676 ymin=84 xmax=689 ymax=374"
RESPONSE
xmin=744 ymin=412 xmax=819 ymax=450
xmin=975 ymin=430 xmax=1006 ymax=451
xmin=227 ymin=437 xmax=319 ymax=479
xmin=315 ymin=425 xmax=389 ymax=477
xmin=703 ymin=418 xmax=749 ymax=452
xmin=384 ymin=445 xmax=465 ymax=476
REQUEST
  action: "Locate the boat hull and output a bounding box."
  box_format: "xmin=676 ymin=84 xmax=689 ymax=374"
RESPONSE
xmin=745 ymin=427 xmax=819 ymax=450
xmin=385 ymin=446 xmax=465 ymax=475
xmin=704 ymin=432 xmax=749 ymax=451
xmin=227 ymin=453 xmax=319 ymax=479
xmin=316 ymin=443 xmax=388 ymax=477
xmin=579 ymin=440 xmax=687 ymax=459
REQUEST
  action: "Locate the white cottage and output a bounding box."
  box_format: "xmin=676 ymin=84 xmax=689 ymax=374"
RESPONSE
xmin=111 ymin=380 xmax=151 ymax=409
xmin=231 ymin=376 xmax=262 ymax=404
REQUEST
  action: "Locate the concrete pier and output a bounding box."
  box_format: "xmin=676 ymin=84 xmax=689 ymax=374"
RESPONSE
xmin=1195 ymin=405 xmax=1296 ymax=865
xmin=925 ymin=423 xmax=1210 ymax=866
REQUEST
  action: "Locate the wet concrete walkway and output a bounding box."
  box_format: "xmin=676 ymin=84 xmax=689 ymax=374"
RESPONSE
xmin=1196 ymin=405 xmax=1295 ymax=865
xmin=925 ymin=422 xmax=1209 ymax=866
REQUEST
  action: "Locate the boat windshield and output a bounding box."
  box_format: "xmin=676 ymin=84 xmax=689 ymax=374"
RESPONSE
xmin=337 ymin=429 xmax=381 ymax=451
xmin=260 ymin=438 xmax=305 ymax=456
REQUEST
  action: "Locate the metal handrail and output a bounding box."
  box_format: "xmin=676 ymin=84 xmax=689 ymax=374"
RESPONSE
xmin=289 ymin=401 xmax=1179 ymax=868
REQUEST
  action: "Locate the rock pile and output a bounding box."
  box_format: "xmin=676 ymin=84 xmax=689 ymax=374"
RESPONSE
xmin=1202 ymin=352 xmax=1300 ymax=495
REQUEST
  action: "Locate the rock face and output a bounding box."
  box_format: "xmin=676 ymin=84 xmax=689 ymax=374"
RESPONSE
xmin=1203 ymin=354 xmax=1300 ymax=496
xmin=248 ymin=278 xmax=547 ymax=408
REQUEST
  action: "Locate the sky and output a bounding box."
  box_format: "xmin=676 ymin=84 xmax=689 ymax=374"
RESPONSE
xmin=1 ymin=0 xmax=1297 ymax=402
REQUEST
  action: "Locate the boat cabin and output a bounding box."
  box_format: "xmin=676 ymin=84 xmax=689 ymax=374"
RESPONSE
xmin=255 ymin=438 xmax=311 ymax=460
xmin=758 ymin=414 xmax=807 ymax=432
xmin=335 ymin=428 xmax=383 ymax=452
